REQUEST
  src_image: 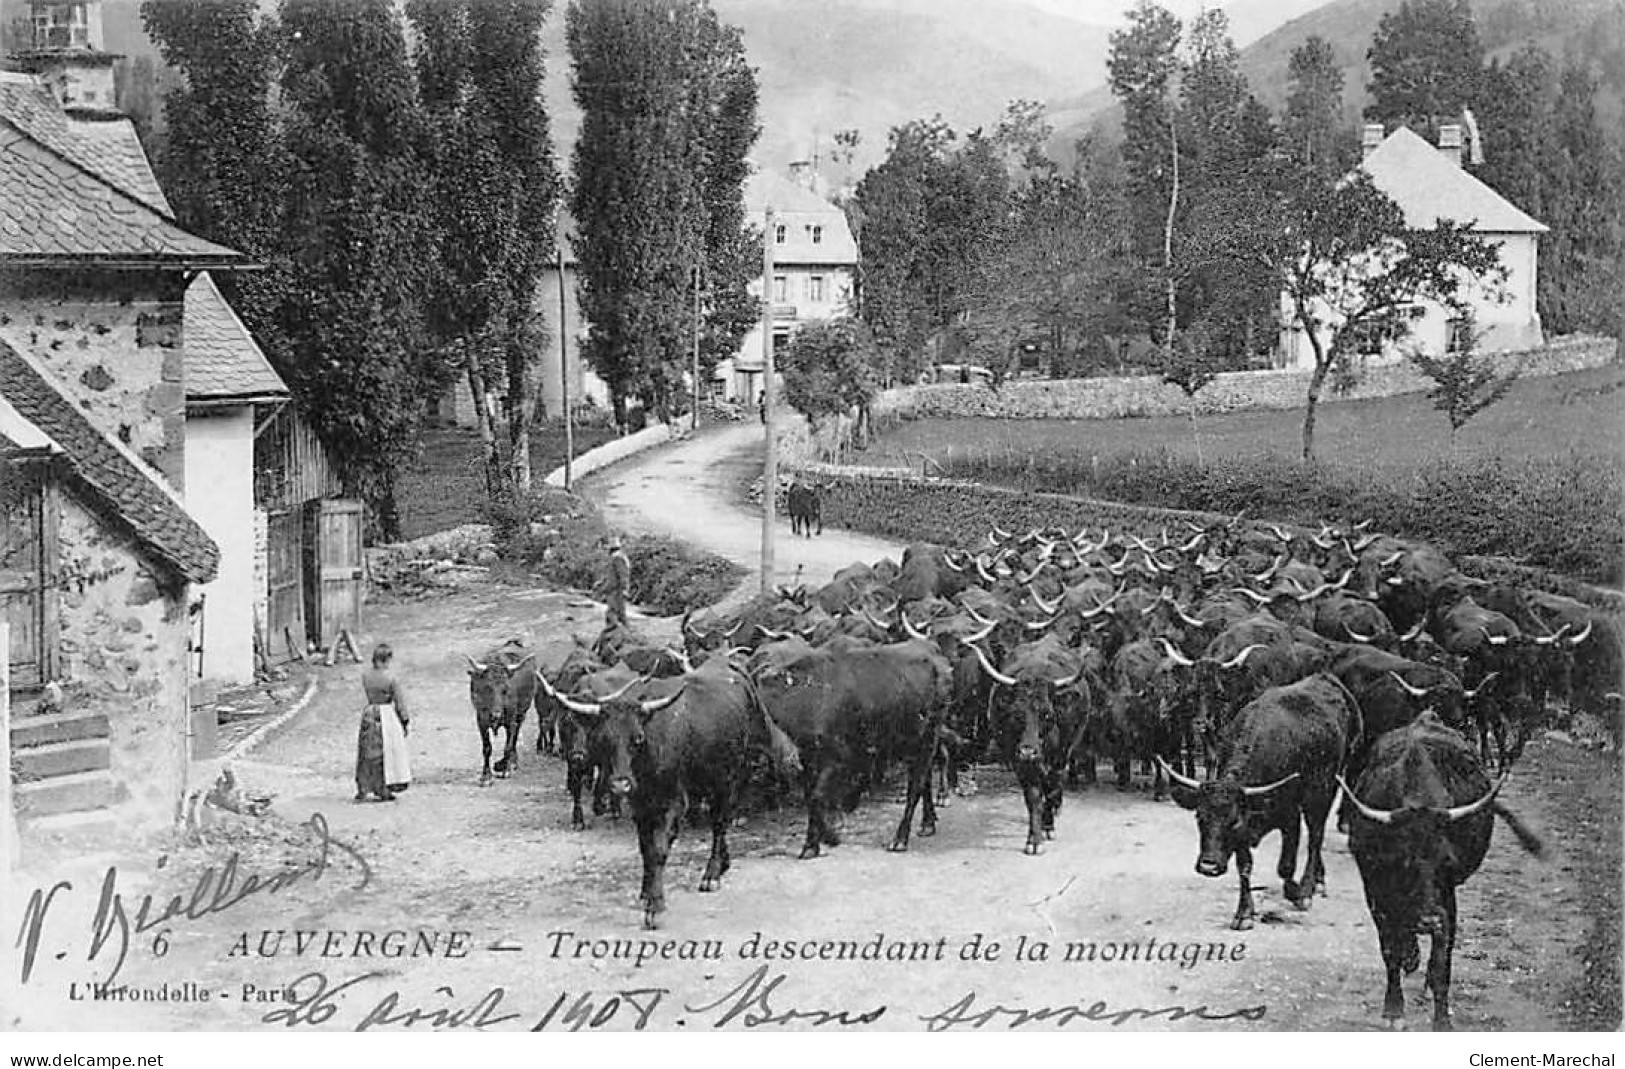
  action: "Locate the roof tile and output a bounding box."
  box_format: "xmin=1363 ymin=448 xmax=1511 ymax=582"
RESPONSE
xmin=185 ymin=274 xmax=287 ymax=402
xmin=1363 ymin=127 xmax=1547 ymax=234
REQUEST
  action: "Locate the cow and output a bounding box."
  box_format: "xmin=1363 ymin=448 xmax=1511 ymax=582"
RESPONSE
xmin=537 ymin=669 xmax=655 ymax=829
xmin=577 ymin=659 xmax=801 ymax=929
xmin=533 ymin=640 xmax=603 ymax=757
xmin=1340 ymin=712 xmax=1544 ymax=1030
xmin=464 ymin=641 xmax=540 ymax=784
xmin=787 ymin=478 xmax=823 ymax=537
xmin=1104 ymin=637 xmax=1188 ymax=798
xmin=753 ymin=638 xmax=953 ymax=858
xmin=970 ymin=636 xmax=1092 ymax=854
xmin=1160 ymin=673 xmax=1363 ymax=930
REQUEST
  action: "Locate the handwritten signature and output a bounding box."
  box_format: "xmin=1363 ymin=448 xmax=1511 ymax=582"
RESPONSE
xmin=919 ymin=991 xmax=1269 ymax=1030
xmin=14 ymin=812 xmax=371 ymax=986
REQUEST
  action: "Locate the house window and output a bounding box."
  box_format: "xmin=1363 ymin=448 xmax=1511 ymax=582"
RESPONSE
xmin=809 ymin=275 xmax=825 ymax=302
xmin=1446 ymin=316 xmax=1474 ymax=353
xmin=774 ymin=224 xmax=787 ymax=245
xmin=811 ymin=225 xmax=823 ymax=245
xmin=34 ymin=3 xmax=89 ymax=48
xmin=1 ymin=455 xmax=56 ymax=689
xmin=773 ymin=275 xmax=788 ymax=303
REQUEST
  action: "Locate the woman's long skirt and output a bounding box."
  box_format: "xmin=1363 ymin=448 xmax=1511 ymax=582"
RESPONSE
xmin=356 ymin=706 xmax=387 ymax=799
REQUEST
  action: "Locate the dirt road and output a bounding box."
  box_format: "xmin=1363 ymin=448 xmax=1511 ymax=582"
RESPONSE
xmin=9 ymin=430 xmax=1610 ymax=1033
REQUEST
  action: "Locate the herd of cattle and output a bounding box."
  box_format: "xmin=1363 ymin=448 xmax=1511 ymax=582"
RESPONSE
xmin=461 ymin=513 xmax=1619 ymax=1031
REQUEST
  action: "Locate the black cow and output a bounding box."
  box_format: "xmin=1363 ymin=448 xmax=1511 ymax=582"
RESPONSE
xmin=537 ymin=668 xmax=655 ymax=829
xmin=787 ymin=478 xmax=823 ymax=537
xmin=1341 ymin=712 xmax=1544 ymax=1030
xmin=754 ymin=638 xmax=952 ymax=858
xmin=1162 ymin=673 xmax=1363 ymax=930
xmin=463 ymin=641 xmax=539 ymax=784
xmin=592 ymin=659 xmax=801 ymax=929
xmin=971 ymin=635 xmax=1092 ymax=854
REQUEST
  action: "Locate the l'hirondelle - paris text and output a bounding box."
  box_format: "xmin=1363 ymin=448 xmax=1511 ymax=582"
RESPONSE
xmin=228 ymin=930 xmax=473 ymax=958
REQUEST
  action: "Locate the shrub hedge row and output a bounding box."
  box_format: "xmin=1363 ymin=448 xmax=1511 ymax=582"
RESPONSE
xmin=818 ymin=447 xmax=1621 ymax=590
xmin=493 ymin=488 xmax=743 ymax=615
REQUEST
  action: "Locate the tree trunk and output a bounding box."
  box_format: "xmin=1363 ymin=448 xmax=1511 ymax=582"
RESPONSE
xmin=466 ymin=358 xmax=507 ymax=501
xmin=1302 ymin=356 xmax=1330 ymax=462
xmin=610 ymin=390 xmax=628 ymax=435
xmin=374 ymin=468 xmax=402 ymax=544
xmin=504 ymin=321 xmax=535 ymax=495
xmin=1188 ymin=398 xmax=1203 ymax=465
xmin=1163 ymin=120 xmax=1180 ymax=359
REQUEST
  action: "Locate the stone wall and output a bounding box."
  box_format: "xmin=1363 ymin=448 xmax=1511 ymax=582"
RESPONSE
xmin=874 ymin=335 xmax=1618 ymax=422
xmin=0 ymin=271 xmax=189 ymax=493
xmin=542 ymin=421 xmax=686 ymax=488
xmin=56 ymin=493 xmax=192 ymax=824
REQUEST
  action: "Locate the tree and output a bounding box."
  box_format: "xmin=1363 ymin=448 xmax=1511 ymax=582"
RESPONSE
xmin=1263 ymin=173 xmax=1504 ymax=460
xmin=1540 ymin=61 xmax=1624 ymax=338
xmin=567 ymin=0 xmax=759 ymax=427
xmin=779 ymin=317 xmax=881 ymax=443
xmin=409 ymin=0 xmax=560 ymax=500
xmin=1154 ymin=319 xmax=1225 ymax=462
xmin=1366 ymin=0 xmax=1483 ymax=138
xmin=1283 ymin=35 xmax=1348 ymax=179
xmin=1405 ymin=314 xmax=1520 ymax=439
xmin=1107 ymin=0 xmax=1181 ymax=265
xmin=275 ymin=0 xmax=448 ymax=539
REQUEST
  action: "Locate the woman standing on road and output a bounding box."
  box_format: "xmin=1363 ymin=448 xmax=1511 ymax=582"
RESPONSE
xmin=356 ymin=642 xmax=412 ymax=802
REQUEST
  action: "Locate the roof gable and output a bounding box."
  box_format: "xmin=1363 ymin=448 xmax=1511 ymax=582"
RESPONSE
xmin=0 ymin=338 xmax=219 ymax=584
xmin=746 ymin=170 xmax=859 ymax=265
xmin=184 ymin=274 xmax=288 ymax=403
xmin=1362 ymin=126 xmax=1547 ymax=234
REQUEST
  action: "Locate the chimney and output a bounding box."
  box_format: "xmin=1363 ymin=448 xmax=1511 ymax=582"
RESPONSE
xmin=15 ymin=0 xmax=122 ymax=118
xmin=1361 ymin=123 xmax=1385 ymax=159
xmin=1437 ymin=124 xmax=1463 ymax=168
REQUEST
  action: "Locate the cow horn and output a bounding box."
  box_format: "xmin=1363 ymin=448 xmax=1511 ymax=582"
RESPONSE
xmin=1344 ymin=622 xmax=1377 ymax=643
xmin=1220 ymin=643 xmax=1265 ymax=670
xmin=1233 ymin=587 xmax=1270 ymax=605
xmin=599 ymin=676 xmax=647 ymax=703
xmin=1399 ymin=619 xmax=1427 ymax=643
xmin=1265 ymin=523 xmax=1293 ymax=542
xmin=1354 ymin=518 xmax=1373 ymax=532
xmin=976 ymin=557 xmax=999 ymax=584
xmin=1178 ymin=531 xmax=1205 ymax=553
xmin=1155 ymin=754 xmax=1202 ymax=791
xmin=971 ymin=643 xmax=1018 ymax=687
xmin=639 ymin=686 xmax=686 ymax=715
xmin=462 ymin=655 xmax=488 ymax=674
xmin=1128 ymin=535 xmax=1154 ymax=553
xmin=1025 ymin=614 xmax=1059 ymax=632
xmin=536 ymin=672 xmax=601 ymax=716
xmin=1531 ymin=624 xmax=1570 ymax=647
xmin=1567 ymin=620 xmax=1593 ymax=646
xmin=965 ymin=621 xmax=996 ymax=644
xmin=1158 ymin=637 xmax=1195 ymax=667
xmin=758 ymin=625 xmax=791 ymax=640
xmin=1379 ymin=551 xmax=1404 ymax=568
xmin=681 ymin=610 xmax=698 ymax=635
xmin=1486 ymin=633 xmax=1510 ymax=646
xmin=1444 ymin=772 xmax=1511 ymax=822
xmin=862 ymin=610 xmax=892 ymax=632
xmin=943 ymin=551 xmax=965 ymax=572
xmin=991 ymin=525 xmax=1012 ymax=541
xmin=1335 ymin=775 xmax=1394 ymax=824
xmin=1030 ymin=590 xmax=1061 ymax=615
xmin=965 ymin=606 xmax=995 ymax=626
xmin=1254 ymin=555 xmax=1284 ymax=583
xmin=1332 ymin=567 xmax=1354 ymax=590
xmin=901 ymin=613 xmax=930 ymax=642
xmin=1387 ymin=670 xmax=1432 ymax=698
xmin=1353 ymin=534 xmax=1380 ymax=552
xmin=1174 ymin=604 xmax=1207 ymax=629
xmin=1052 ymin=666 xmax=1084 ymax=688
xmin=1184 ymin=520 xmax=1206 ymax=533
xmin=1241 ymin=771 xmax=1299 ymax=797
xmin=725 ymin=619 xmax=747 ymax=637
xmin=1295 ymin=582 xmax=1330 ymax=603
xmin=1463 ymin=672 xmax=1500 ymax=700
xmin=1385 ymin=576 xmax=1405 ymax=587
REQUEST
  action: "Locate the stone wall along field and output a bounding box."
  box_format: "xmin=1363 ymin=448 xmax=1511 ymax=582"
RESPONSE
xmin=872 ymin=336 xmax=1618 ymax=422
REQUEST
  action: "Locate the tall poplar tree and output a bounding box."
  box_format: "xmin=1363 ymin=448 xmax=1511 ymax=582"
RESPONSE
xmin=1283 ymin=35 xmax=1348 ymax=179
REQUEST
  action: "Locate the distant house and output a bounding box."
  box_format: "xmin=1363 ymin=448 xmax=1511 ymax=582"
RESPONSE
xmin=1280 ymin=123 xmax=1547 ymax=370
xmin=0 ymin=2 xmax=254 ymax=821
xmin=724 ymin=168 xmax=860 ymax=402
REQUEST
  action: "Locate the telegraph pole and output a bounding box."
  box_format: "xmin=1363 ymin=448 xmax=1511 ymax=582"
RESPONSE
xmin=557 ymin=241 xmax=573 ymax=490
xmin=760 ymin=206 xmax=777 ymax=595
xmin=691 ymin=263 xmax=702 ymax=433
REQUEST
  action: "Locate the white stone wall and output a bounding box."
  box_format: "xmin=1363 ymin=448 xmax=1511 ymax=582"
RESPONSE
xmin=183 ymin=406 xmax=256 ymax=685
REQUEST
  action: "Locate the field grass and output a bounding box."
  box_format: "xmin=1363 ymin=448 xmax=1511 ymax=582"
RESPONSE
xmin=864 ymin=364 xmax=1625 ymax=473
xmin=396 ymin=420 xmax=619 ymax=541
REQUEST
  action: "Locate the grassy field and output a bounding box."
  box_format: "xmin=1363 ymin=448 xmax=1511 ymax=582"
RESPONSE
xmin=396 ymin=420 xmax=619 ymax=540
xmin=864 ymin=364 xmax=1625 ymax=473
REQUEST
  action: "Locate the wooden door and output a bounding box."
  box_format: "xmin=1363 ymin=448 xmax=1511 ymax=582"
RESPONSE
xmin=0 ymin=457 xmax=50 ymax=689
xmin=304 ymin=499 xmax=363 ymax=649
xmin=265 ymin=508 xmax=305 ymax=661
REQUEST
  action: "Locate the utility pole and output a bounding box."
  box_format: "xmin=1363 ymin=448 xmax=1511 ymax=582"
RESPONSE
xmin=760 ymin=206 xmax=777 ymax=595
xmin=691 ymin=263 xmax=702 ymax=433
xmin=557 ymin=241 xmax=573 ymax=490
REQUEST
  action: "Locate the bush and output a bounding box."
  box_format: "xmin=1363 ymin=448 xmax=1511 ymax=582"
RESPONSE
xmin=497 ymin=489 xmax=743 ymax=614
xmin=926 ymin=447 xmax=1622 ymax=585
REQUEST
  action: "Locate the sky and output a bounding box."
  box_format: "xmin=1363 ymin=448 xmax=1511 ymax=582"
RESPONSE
xmin=1023 ymin=0 xmax=1247 ymax=27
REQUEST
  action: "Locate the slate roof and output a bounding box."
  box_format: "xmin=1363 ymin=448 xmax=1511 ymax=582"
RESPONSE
xmin=0 ymin=338 xmax=219 ymax=584
xmin=1363 ymin=126 xmax=1548 ymax=234
xmin=184 ymin=273 xmax=287 ymax=403
xmin=745 ymin=170 xmax=860 ymax=265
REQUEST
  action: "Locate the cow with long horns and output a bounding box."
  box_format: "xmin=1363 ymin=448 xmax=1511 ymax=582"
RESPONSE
xmin=1161 ymin=673 xmax=1363 ymax=930
xmin=464 ymin=640 xmax=540 ymax=784
xmin=1341 ymin=712 xmax=1544 ymax=1030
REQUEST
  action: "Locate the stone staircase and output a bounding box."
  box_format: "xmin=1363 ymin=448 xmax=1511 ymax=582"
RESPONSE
xmin=10 ymin=693 xmax=123 ymax=818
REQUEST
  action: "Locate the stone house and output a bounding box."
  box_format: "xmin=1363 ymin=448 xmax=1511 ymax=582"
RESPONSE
xmin=1 ymin=5 xmax=264 ymax=824
xmin=1280 ymin=123 xmax=1547 ymax=370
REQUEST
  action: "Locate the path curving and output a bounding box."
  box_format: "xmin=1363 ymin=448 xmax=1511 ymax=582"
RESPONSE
xmin=580 ymin=421 xmax=905 ymax=608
